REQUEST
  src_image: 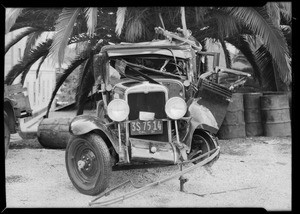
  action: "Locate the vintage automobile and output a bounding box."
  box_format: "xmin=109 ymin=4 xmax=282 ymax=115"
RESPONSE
xmin=4 ymin=83 xmax=32 ymax=158
xmin=65 ymin=28 xmax=250 ymax=196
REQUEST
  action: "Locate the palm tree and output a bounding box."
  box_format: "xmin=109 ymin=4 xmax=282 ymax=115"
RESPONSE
xmin=5 ymin=5 xmax=292 ymax=116
xmin=115 ymin=6 xmax=291 ymax=91
xmin=5 ymin=7 xmax=118 ymax=116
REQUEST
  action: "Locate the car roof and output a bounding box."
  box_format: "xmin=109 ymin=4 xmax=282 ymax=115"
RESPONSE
xmin=101 ymin=40 xmax=194 ymax=59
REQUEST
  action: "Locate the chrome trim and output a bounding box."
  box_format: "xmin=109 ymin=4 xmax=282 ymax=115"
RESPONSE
xmin=174 ymin=120 xmax=180 ymax=145
xmin=118 ymin=123 xmax=122 ymax=154
xmin=124 ymin=81 xmax=170 ymax=143
xmin=129 ymin=138 xmax=179 ymax=164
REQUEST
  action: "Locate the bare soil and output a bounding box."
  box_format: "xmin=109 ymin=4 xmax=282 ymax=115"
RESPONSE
xmin=4 ymin=110 xmax=291 ymax=210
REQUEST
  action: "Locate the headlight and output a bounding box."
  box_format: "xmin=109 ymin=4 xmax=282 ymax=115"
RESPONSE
xmin=107 ymin=99 xmax=129 ymax=122
xmin=165 ymin=97 xmax=187 ymax=120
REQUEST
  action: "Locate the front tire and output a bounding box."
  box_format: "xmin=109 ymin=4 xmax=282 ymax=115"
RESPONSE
xmin=188 ymin=131 xmax=219 ymax=165
xmin=65 ymin=133 xmax=112 ymax=196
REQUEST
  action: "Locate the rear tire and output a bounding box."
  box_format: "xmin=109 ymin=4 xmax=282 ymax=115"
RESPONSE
xmin=65 ymin=133 xmax=112 ymax=196
xmin=4 ymin=115 xmax=11 ymax=158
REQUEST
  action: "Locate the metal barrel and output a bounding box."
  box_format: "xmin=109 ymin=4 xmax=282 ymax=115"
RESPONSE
xmin=217 ymin=93 xmax=246 ymax=139
xmin=260 ymin=92 xmax=291 ymax=137
xmin=37 ymin=117 xmax=73 ymax=149
xmin=243 ymin=92 xmax=263 ymax=137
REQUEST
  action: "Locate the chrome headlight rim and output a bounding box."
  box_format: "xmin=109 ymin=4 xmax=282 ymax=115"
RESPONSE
xmin=107 ymin=99 xmax=130 ymax=122
xmin=165 ymin=97 xmax=187 ymax=120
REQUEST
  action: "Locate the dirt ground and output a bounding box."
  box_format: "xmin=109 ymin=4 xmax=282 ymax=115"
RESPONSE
xmin=4 ymin=110 xmax=292 ymax=210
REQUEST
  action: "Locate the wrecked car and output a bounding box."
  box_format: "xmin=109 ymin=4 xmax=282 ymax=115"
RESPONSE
xmin=65 ymin=28 xmax=250 ymax=196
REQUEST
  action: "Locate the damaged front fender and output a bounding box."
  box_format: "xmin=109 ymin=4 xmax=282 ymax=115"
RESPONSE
xmin=70 ymin=115 xmax=119 ymax=152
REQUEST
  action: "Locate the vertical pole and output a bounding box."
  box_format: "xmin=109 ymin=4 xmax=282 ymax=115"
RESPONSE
xmin=179 ymin=164 xmax=184 ymax=192
xmin=174 ymin=120 xmax=180 ymax=144
xmin=118 ymin=123 xmax=122 ymax=154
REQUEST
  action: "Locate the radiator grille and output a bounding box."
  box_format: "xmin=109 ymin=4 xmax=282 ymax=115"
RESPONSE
xmin=128 ymin=91 xmax=169 ymax=142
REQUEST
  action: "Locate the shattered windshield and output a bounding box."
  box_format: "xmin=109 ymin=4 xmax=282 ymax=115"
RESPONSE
xmin=108 ymin=55 xmax=189 ymax=85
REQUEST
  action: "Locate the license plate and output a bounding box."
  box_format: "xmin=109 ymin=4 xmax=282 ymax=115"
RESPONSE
xmin=130 ymin=120 xmax=163 ymax=135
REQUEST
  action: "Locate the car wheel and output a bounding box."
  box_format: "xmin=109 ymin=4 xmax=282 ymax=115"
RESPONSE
xmin=188 ymin=131 xmax=219 ymax=165
xmin=189 ymin=134 xmax=211 ymax=164
xmin=65 ymin=133 xmax=112 ymax=196
xmin=4 ymin=117 xmax=11 ymax=158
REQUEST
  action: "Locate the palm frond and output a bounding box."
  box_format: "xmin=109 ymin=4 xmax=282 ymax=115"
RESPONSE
xmin=225 ymin=7 xmax=291 ymax=84
xmin=125 ymin=17 xmax=144 ymax=42
xmin=5 ymin=27 xmax=39 ymax=54
xmin=84 ymin=7 xmax=98 ymax=37
xmin=220 ymin=40 xmax=231 ymax=68
xmin=45 ymin=56 xmax=88 ymax=117
xmin=255 ymin=45 xmax=277 ymax=90
xmin=226 ymin=35 xmax=262 ymax=85
xmin=75 ymin=55 xmax=93 ymax=106
xmin=6 ymin=8 xmax=23 ymax=33
xmin=20 ymin=64 xmax=34 ymax=85
xmin=124 ymin=8 xmax=149 ymax=42
xmin=23 ymin=31 xmax=44 ymax=56
xmin=36 ymin=53 xmax=48 ymax=78
xmin=76 ymin=66 xmax=95 ymax=115
xmin=49 ymin=8 xmax=81 ymax=68
xmin=69 ymin=33 xmax=91 ymax=45
xmin=116 ymin=7 xmax=127 ymax=36
xmin=5 ymin=39 xmax=52 ymax=85
xmin=213 ymin=9 xmax=240 ymax=39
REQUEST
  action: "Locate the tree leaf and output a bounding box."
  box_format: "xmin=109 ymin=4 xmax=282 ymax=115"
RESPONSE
xmin=220 ymin=39 xmax=231 ymax=68
xmin=45 ymin=56 xmax=88 ymax=117
xmin=84 ymin=7 xmax=98 ymax=37
xmin=226 ymin=34 xmax=262 ymax=85
xmin=6 ymin=8 xmax=23 ymax=33
xmin=255 ymin=45 xmax=277 ymax=90
xmin=23 ymin=31 xmax=44 ymax=57
xmin=5 ymin=39 xmax=52 ymax=85
xmin=225 ymin=7 xmax=291 ymax=84
xmin=115 ymin=7 xmax=127 ymax=36
xmin=49 ymin=8 xmax=81 ymax=68
xmin=5 ymin=27 xmax=39 ymax=54
xmin=75 ymin=55 xmax=92 ymax=105
xmin=76 ymin=66 xmax=95 ymax=115
xmin=35 ymin=53 xmax=48 ymax=79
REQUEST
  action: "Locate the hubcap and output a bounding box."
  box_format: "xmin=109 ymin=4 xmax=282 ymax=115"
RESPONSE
xmin=70 ymin=140 xmax=99 ymax=186
xmin=77 ymin=151 xmax=95 ymax=172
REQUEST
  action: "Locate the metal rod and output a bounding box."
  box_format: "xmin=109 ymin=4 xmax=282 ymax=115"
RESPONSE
xmin=118 ymin=123 xmax=122 ymax=154
xmin=174 ymin=120 xmax=180 ymax=145
xmin=89 ymin=147 xmax=220 ymax=206
xmin=89 ymin=180 xmax=131 ymax=205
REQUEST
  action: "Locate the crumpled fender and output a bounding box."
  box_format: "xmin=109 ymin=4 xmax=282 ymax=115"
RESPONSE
xmin=70 ymin=115 xmax=119 ymax=151
xmin=183 ymin=98 xmax=219 ymax=148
